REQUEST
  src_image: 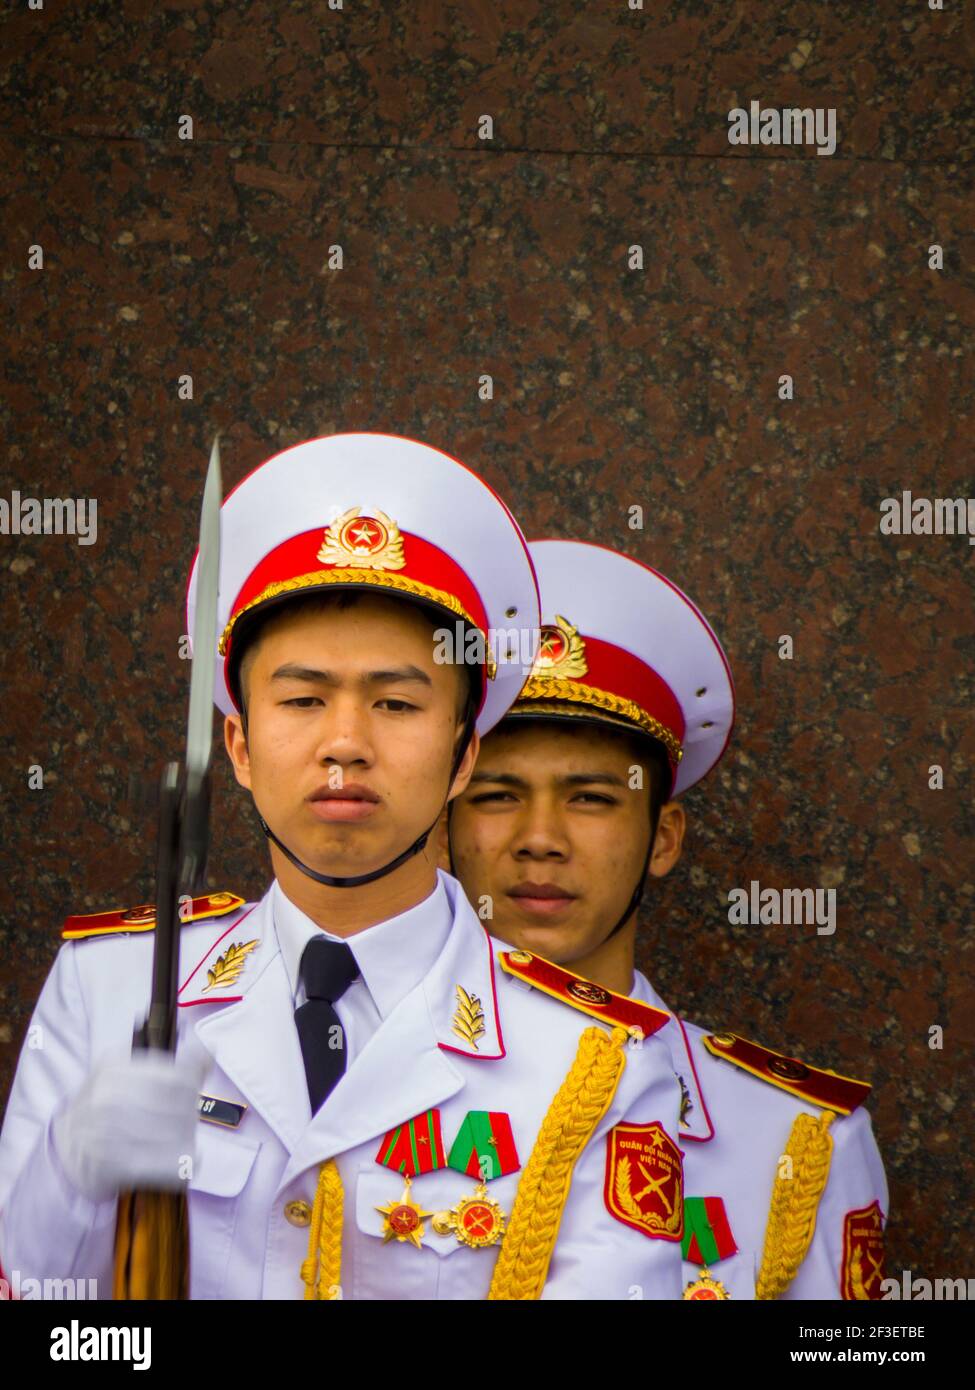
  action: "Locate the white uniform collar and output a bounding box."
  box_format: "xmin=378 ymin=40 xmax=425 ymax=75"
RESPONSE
xmin=631 ymin=969 xmax=714 ymax=1143
xmin=271 ymin=873 xmax=451 ymax=1020
xmin=178 ymin=870 xmax=503 ymax=1060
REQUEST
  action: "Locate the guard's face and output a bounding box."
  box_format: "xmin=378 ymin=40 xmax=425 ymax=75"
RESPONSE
xmin=224 ymin=594 xmax=476 ymax=878
xmin=448 ymin=723 xmax=681 ymax=967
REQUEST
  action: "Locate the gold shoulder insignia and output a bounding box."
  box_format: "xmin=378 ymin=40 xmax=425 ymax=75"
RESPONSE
xmin=499 ymin=949 xmax=669 ymax=1041
xmin=62 ymin=891 xmax=245 ymax=940
xmin=702 ymin=1031 xmax=871 ymax=1115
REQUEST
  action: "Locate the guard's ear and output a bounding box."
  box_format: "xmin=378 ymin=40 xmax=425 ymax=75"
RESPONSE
xmin=648 ymin=801 xmax=686 ymax=878
xmin=447 ymin=727 xmax=480 ymax=801
xmin=224 ymin=713 xmax=252 ymax=788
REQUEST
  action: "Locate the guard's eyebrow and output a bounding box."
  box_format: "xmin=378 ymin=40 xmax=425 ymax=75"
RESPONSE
xmin=469 ymin=770 xmax=628 ymax=788
xmin=468 ymin=771 xmax=528 ymax=787
xmin=270 ymin=663 xmax=433 ymax=688
xmin=558 ymin=772 xmax=629 ymax=788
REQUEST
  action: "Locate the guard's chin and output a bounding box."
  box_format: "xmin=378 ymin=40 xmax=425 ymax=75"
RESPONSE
xmin=276 ymin=821 xmax=391 ymax=878
xmin=497 ymin=921 xmax=578 ymax=965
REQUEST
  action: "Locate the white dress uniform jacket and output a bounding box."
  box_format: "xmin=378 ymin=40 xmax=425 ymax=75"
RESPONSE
xmin=632 ymin=970 xmax=889 ymax=1299
xmin=0 ymin=873 xmax=685 ymax=1300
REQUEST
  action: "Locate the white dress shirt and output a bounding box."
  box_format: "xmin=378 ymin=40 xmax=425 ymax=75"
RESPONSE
xmin=271 ymin=874 xmax=452 ymax=1070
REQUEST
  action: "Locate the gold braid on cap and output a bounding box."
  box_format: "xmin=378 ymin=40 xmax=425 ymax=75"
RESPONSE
xmin=218 ymin=568 xmax=495 ymax=678
xmin=513 ymin=678 xmax=683 ymax=766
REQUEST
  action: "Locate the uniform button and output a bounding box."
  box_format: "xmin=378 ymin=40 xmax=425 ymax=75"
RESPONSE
xmin=567 ymin=979 xmax=610 ymax=1006
xmin=768 ymin=1056 xmax=810 ymax=1082
xmin=284 ymin=1199 xmax=312 ymax=1227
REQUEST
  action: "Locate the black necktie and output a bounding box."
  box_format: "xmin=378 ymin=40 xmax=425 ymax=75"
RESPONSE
xmin=294 ymin=938 xmax=359 ymax=1115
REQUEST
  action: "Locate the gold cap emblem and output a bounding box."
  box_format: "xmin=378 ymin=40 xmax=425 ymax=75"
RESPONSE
xmin=317 ymin=507 xmax=406 ymax=571
xmin=531 ymin=614 xmax=588 ymax=680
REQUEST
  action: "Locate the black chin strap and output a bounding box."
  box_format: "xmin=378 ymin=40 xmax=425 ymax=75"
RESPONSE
xmin=257 ymin=811 xmax=443 ymax=888
xmin=248 ymin=703 xmax=478 ymax=889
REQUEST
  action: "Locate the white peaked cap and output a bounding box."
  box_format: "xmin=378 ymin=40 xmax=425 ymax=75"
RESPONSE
xmin=185 ymin=432 xmax=541 ymax=736
xmin=506 ymin=539 xmax=735 ymax=796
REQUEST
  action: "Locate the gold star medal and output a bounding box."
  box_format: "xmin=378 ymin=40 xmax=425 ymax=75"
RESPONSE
xmin=373 ymin=1110 xmax=449 ymax=1249
xmin=375 ymin=1175 xmax=434 ymax=1249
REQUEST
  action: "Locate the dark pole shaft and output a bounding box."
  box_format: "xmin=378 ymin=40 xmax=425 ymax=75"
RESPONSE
xmin=142 ymin=761 xmax=182 ymax=1053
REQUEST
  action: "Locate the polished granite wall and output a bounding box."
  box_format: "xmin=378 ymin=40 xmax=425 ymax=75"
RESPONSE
xmin=1 ymin=2 xmax=972 ymax=1286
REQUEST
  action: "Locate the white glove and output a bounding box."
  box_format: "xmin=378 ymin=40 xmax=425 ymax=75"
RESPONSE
xmin=51 ymin=1046 xmax=210 ymax=1203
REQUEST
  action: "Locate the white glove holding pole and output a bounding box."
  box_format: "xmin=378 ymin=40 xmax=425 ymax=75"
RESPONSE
xmin=51 ymin=1045 xmax=210 ymax=1202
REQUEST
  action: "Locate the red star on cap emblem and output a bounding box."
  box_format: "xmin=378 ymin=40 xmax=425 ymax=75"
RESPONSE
xmin=538 ymin=626 xmax=568 ymax=664
xmin=339 ymin=515 xmax=389 ymax=554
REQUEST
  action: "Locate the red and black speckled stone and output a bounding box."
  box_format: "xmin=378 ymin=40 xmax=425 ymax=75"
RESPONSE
xmin=1 ymin=1 xmax=972 ymax=1290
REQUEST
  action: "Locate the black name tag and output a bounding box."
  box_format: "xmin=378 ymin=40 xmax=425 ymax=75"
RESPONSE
xmin=198 ymin=1094 xmax=247 ymax=1128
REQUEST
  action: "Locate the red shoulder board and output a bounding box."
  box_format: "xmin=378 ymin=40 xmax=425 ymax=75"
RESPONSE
xmin=499 ymin=949 xmax=669 ymax=1040
xmin=62 ymin=891 xmax=245 ymax=940
xmin=702 ymin=1031 xmax=871 ymax=1115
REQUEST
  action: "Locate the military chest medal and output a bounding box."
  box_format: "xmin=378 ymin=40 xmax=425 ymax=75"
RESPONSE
xmin=432 ymin=1111 xmax=519 ymax=1248
xmin=681 ymin=1196 xmax=737 ymax=1299
xmin=375 ymin=1109 xmax=519 ymax=1250
xmin=374 ymin=1109 xmax=447 ymax=1247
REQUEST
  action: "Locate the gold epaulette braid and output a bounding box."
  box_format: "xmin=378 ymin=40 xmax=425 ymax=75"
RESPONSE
xmin=488 ymin=1025 xmax=630 ymax=1300
xmin=301 ymin=1158 xmax=344 ymax=1299
xmin=755 ymin=1109 xmax=836 ymax=1300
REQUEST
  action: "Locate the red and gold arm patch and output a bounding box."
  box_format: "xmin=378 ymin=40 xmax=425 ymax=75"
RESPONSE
xmin=604 ymin=1121 xmax=684 ymax=1241
xmin=841 ymin=1200 xmax=887 ymax=1300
